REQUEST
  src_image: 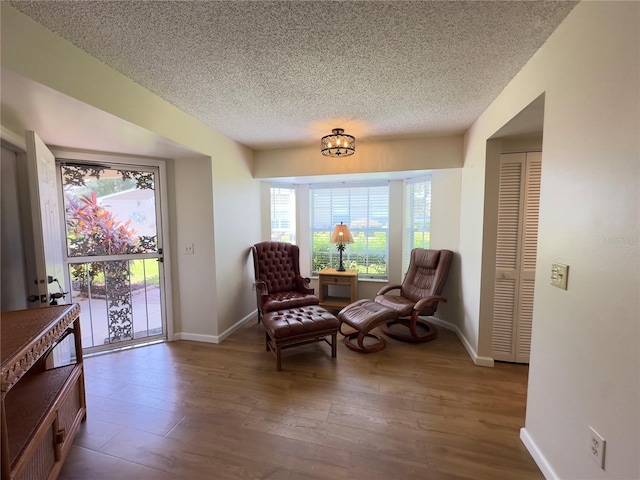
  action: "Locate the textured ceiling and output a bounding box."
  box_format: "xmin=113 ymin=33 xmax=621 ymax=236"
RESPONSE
xmin=8 ymin=1 xmax=577 ymax=150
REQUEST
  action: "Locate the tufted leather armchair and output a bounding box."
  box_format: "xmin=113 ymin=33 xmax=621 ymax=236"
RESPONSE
xmin=251 ymin=241 xmax=320 ymax=322
xmin=375 ymin=248 xmax=453 ymax=342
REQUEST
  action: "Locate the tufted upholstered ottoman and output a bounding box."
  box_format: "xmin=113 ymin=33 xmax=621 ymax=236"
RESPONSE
xmin=337 ymin=300 xmax=398 ymax=353
xmin=261 ymin=305 xmax=339 ymax=371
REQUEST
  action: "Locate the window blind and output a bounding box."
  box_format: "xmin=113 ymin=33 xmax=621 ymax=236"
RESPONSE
xmin=310 ymin=182 xmax=389 ymax=279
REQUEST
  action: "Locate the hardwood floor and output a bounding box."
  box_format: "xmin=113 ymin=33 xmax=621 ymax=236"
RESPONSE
xmin=59 ymin=320 xmax=542 ymax=480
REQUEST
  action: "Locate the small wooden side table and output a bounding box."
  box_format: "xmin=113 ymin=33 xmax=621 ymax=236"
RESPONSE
xmin=318 ymin=268 xmax=358 ymax=310
xmin=1 ymin=304 xmax=86 ymax=480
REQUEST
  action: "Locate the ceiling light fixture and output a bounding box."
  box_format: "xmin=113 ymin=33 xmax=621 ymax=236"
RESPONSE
xmin=321 ymin=128 xmax=355 ymax=157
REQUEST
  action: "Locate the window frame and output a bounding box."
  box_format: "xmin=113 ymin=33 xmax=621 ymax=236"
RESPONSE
xmin=269 ymin=184 xmax=296 ymax=244
xmin=403 ymin=175 xmax=432 ymax=273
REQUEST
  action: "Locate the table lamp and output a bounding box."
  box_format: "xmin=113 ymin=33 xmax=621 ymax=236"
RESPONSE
xmin=329 ymin=222 xmax=354 ymax=271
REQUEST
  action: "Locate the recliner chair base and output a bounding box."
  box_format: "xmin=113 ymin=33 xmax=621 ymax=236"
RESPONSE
xmin=379 ymin=317 xmax=438 ymax=343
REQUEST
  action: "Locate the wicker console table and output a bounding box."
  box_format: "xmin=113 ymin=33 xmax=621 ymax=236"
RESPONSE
xmin=1 ymin=304 xmax=86 ymax=480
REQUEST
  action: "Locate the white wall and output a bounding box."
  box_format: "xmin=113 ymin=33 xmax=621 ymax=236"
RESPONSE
xmin=169 ymin=156 xmax=217 ymax=337
xmin=460 ymin=2 xmax=639 ymax=478
xmin=430 ymin=168 xmax=463 ymax=331
xmin=211 ymin=144 xmax=261 ymax=335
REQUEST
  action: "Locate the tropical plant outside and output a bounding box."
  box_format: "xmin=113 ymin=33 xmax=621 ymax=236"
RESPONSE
xmin=66 ymin=192 xmax=140 ymax=256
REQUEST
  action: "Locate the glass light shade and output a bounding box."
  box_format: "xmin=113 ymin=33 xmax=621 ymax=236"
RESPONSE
xmin=321 ymin=128 xmax=355 ymax=157
xmin=330 ymin=222 xmax=354 ymax=245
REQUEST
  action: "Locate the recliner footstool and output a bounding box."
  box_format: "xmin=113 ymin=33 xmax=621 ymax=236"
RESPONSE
xmin=337 ymin=300 xmax=398 ymax=353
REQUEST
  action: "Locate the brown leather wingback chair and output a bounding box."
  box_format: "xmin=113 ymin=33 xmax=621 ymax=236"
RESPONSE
xmin=251 ymin=241 xmax=320 ymax=322
xmin=375 ymin=248 xmax=453 ymax=342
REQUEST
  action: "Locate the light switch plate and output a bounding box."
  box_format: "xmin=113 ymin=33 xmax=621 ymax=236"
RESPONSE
xmin=551 ymin=263 xmax=568 ymax=290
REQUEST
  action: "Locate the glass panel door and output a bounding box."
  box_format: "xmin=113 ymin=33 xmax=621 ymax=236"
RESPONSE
xmin=60 ymin=163 xmax=166 ymax=352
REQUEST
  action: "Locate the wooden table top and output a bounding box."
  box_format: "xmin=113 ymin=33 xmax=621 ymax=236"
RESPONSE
xmin=1 ymin=304 xmax=80 ymax=392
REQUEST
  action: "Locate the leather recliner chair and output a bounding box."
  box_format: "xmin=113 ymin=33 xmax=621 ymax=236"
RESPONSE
xmin=375 ymin=248 xmax=453 ymax=342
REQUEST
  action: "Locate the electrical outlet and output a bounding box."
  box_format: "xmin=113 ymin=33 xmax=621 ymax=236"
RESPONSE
xmin=184 ymin=243 xmax=195 ymax=255
xmin=589 ymin=426 xmax=606 ymax=470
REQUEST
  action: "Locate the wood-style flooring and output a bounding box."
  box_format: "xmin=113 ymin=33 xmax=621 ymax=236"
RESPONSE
xmin=59 ymin=320 xmax=542 ymax=480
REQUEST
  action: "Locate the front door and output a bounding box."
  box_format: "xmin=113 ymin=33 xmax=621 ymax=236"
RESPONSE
xmin=59 ymin=161 xmax=167 ymax=352
xmin=25 ymin=131 xmax=68 ymax=306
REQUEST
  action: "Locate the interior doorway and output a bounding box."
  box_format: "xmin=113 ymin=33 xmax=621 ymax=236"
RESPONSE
xmin=492 ymin=151 xmax=541 ymax=363
xmin=1 ymin=144 xmax=29 ymax=311
xmin=480 ymin=94 xmax=546 ymax=366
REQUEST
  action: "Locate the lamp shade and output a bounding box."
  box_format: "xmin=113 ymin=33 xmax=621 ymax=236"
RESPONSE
xmin=330 ymin=222 xmax=354 ymax=245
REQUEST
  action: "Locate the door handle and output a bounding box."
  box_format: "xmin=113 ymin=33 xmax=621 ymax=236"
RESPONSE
xmin=27 ymin=295 xmax=40 ymax=303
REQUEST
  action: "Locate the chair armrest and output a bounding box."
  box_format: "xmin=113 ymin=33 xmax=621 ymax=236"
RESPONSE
xmin=295 ymin=275 xmax=315 ymax=294
xmin=254 ymin=280 xmax=268 ymax=296
xmin=414 ymin=295 xmax=447 ymax=312
xmin=377 ymin=284 xmax=402 ymax=295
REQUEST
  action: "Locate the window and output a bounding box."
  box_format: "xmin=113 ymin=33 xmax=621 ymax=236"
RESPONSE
xmin=404 ymin=175 xmax=432 ymax=272
xmin=270 ymin=186 xmax=296 ymax=243
xmin=310 ymin=183 xmax=389 ymax=279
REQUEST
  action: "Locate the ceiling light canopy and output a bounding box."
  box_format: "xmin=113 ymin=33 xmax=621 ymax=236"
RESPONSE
xmin=321 ymin=128 xmax=355 ymax=157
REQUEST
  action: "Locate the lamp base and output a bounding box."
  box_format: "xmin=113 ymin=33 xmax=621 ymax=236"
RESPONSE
xmin=337 ymin=245 xmax=346 ymax=271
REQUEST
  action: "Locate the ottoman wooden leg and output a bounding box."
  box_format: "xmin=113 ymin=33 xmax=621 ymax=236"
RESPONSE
xmin=331 ymin=333 xmax=337 ymax=358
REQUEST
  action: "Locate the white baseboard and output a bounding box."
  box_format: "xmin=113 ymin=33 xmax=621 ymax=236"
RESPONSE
xmin=520 ymin=428 xmax=558 ymax=480
xmin=173 ymin=332 xmax=219 ymax=344
xmin=217 ymin=310 xmax=257 ymax=342
xmin=428 ymin=316 xmax=494 ymax=367
xmin=173 ymin=310 xmax=257 ymax=344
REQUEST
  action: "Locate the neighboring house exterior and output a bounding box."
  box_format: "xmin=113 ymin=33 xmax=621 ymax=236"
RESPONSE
xmin=100 ymin=188 xmax=157 ymax=238
xmin=1 ymin=2 xmax=638 ymax=479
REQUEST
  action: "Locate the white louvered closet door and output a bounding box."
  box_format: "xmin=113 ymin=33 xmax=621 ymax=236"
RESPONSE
xmin=492 ymin=152 xmax=542 ymax=363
